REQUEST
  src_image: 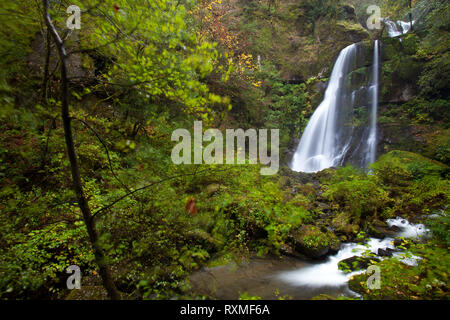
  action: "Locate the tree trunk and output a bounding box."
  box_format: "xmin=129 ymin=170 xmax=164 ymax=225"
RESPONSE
xmin=42 ymin=29 xmax=51 ymax=103
xmin=43 ymin=0 xmax=120 ymax=300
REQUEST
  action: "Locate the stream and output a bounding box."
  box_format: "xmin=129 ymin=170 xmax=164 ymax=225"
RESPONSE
xmin=189 ymin=217 xmax=430 ymax=300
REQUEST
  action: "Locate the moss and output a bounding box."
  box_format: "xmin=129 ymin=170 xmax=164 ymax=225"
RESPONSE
xmin=292 ymin=225 xmax=330 ymax=259
xmin=65 ymin=286 xmax=109 ymax=300
xmin=325 ymin=229 xmax=341 ymax=253
xmin=323 ymin=174 xmax=391 ymax=219
xmin=312 ymin=294 xmax=336 ymax=300
xmin=291 ymin=224 xmax=341 ymax=259
xmin=373 ymin=150 xmax=448 ymax=180
xmin=332 ymin=212 xmax=359 ymax=236
xmin=338 ymin=256 xmax=380 ymax=274
xmin=348 ymin=243 xmax=450 ymax=300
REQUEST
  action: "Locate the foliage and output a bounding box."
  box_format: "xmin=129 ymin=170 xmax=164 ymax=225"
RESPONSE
xmin=0 ymin=0 xmax=448 ymax=301
xmin=349 ymin=242 xmax=450 ymax=300
xmin=322 ymin=167 xmax=391 ymax=219
xmin=69 ymin=0 xmax=231 ymax=121
xmin=426 ymin=211 xmax=450 ymax=247
xmin=238 ymin=292 xmax=262 ymax=300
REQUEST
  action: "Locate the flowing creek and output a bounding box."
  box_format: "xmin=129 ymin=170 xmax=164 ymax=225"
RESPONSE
xmin=189 ymin=218 xmax=430 ymax=299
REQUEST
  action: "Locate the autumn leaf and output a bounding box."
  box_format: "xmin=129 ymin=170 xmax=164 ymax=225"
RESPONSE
xmin=185 ymin=197 xmax=198 ymax=215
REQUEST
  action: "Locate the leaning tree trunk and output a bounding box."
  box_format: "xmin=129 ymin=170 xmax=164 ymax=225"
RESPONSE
xmin=42 ymin=29 xmax=51 ymax=103
xmin=43 ymin=0 xmax=120 ymax=300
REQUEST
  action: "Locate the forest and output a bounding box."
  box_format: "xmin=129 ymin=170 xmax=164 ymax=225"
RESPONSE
xmin=0 ymin=0 xmax=448 ymax=301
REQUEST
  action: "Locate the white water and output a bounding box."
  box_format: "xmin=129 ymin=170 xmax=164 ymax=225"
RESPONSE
xmin=277 ymin=218 xmax=429 ymax=288
xmin=290 ymin=44 xmax=358 ymax=173
xmin=277 ymin=238 xmax=394 ymax=287
xmin=366 ymin=40 xmax=380 ymax=165
xmin=291 ymin=41 xmax=381 ymax=173
xmin=386 ymin=216 xmax=429 ymax=239
xmin=383 ymin=18 xmax=415 ymax=38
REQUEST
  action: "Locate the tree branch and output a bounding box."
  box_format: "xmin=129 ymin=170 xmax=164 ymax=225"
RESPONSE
xmin=92 ymin=167 xmax=229 ymax=220
xmin=43 ymin=0 xmax=121 ymax=300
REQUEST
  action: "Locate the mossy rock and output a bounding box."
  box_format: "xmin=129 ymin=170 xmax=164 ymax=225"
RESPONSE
xmin=325 ymin=229 xmax=341 ymax=254
xmin=332 ymin=212 xmax=360 ymax=236
xmin=277 ymin=176 xmax=291 ymax=188
xmin=373 ymin=150 xmax=448 ymax=179
xmin=334 ymin=20 xmax=370 ymax=43
xmin=348 ymin=272 xmax=368 ymax=293
xmin=292 ymin=225 xmax=337 ymax=259
xmin=367 ymin=223 xmax=401 ymax=239
xmin=338 ymin=256 xmax=380 ymax=274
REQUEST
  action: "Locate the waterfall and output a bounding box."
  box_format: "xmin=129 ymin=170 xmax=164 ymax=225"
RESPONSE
xmin=290 ymin=44 xmax=358 ymax=173
xmin=291 ymin=41 xmax=381 ymax=173
xmin=366 ymin=40 xmax=380 ymax=166
xmin=398 ymin=20 xmax=414 ymax=34
xmin=277 ymin=217 xmax=428 ymax=288
xmin=383 ymin=18 xmax=415 ymax=38
xmin=383 ymin=19 xmax=403 ymax=38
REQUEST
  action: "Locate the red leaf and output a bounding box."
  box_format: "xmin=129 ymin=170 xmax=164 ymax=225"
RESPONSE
xmin=185 ymin=197 xmax=198 ymax=215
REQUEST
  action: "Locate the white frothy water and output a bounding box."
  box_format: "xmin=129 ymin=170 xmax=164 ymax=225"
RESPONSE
xmin=290 ymin=44 xmax=358 ymax=173
xmin=277 ymin=218 xmax=429 ymax=288
xmin=383 ymin=18 xmax=415 ymax=38
xmin=384 ymin=19 xmax=403 ymax=38
xmin=291 ymin=40 xmax=381 ymax=173
xmin=398 ymin=20 xmax=414 ymax=34
xmin=386 ymin=216 xmax=430 ymax=239
xmin=366 ymin=40 xmax=380 ymax=165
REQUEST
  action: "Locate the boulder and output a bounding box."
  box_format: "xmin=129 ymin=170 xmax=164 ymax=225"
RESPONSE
xmin=368 ymin=224 xmax=401 ymax=239
xmin=338 ymin=256 xmax=380 ymax=273
xmin=332 ymin=212 xmax=359 ymax=236
xmin=326 ymin=230 xmax=341 ymax=254
xmin=292 ymin=225 xmax=330 ymax=259
xmin=377 ymin=248 xmax=395 ymax=257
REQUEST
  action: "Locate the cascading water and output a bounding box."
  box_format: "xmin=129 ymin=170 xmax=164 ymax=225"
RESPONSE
xmin=383 ymin=19 xmax=403 ymax=38
xmin=366 ymin=40 xmax=380 ymax=165
xmin=383 ymin=18 xmax=415 ymax=38
xmin=290 ymin=44 xmax=358 ymax=173
xmin=291 ymin=41 xmax=381 ymax=173
xmin=276 ymin=217 xmax=430 ymax=290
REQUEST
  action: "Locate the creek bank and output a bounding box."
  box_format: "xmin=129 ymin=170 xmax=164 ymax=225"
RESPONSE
xmin=188 ymin=254 xmax=352 ymax=300
xmin=189 ymin=217 xmax=429 ymax=300
xmin=276 ymin=217 xmax=429 ymax=297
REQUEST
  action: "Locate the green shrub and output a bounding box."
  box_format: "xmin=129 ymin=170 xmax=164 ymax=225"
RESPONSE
xmin=323 ymin=171 xmax=391 ymax=219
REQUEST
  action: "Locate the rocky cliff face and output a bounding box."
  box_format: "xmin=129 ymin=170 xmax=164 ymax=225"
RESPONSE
xmin=218 ymin=1 xmax=370 ymax=81
xmin=217 ymin=1 xmax=447 ymax=167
